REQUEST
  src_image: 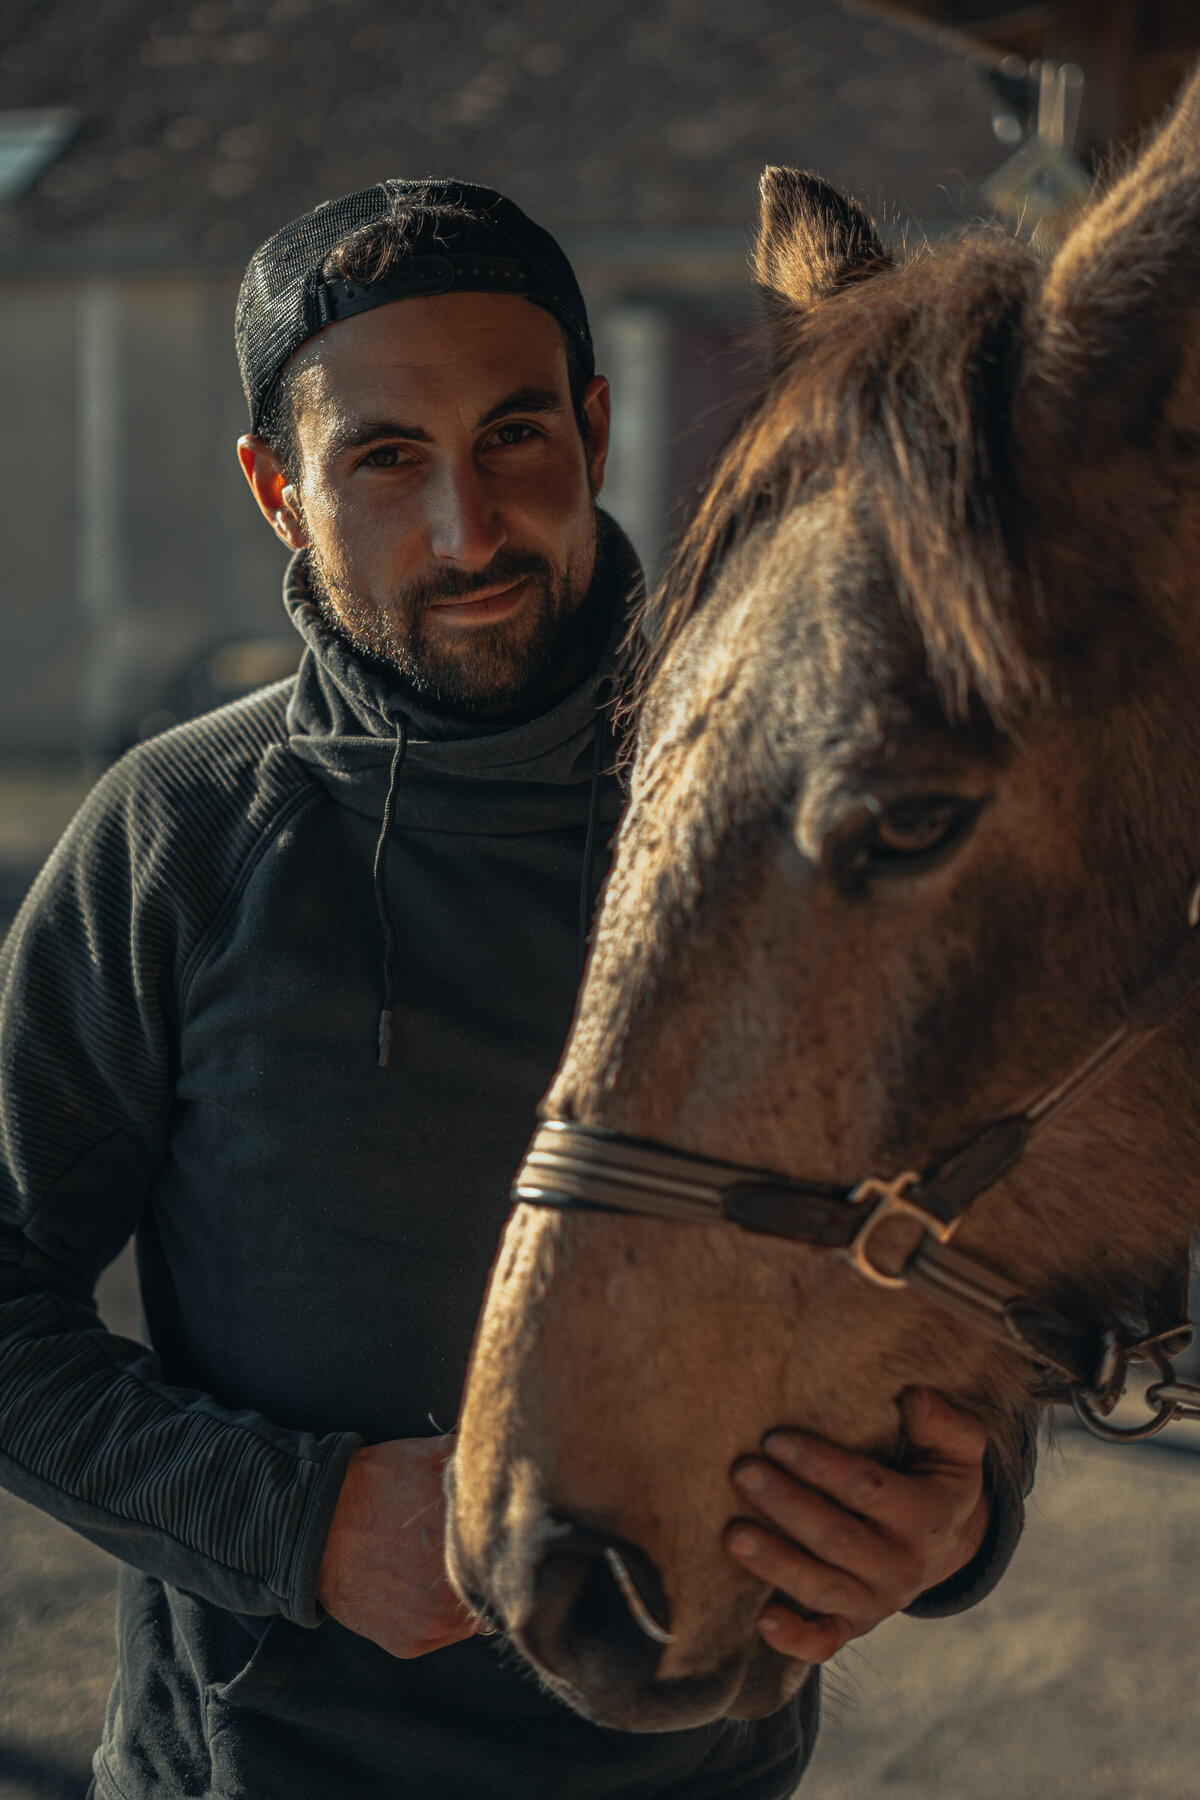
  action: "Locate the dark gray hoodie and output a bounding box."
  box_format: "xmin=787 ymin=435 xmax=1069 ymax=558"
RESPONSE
xmin=0 ymin=515 xmax=1022 ymax=1798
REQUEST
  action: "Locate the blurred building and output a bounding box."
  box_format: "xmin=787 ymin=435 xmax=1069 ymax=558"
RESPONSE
xmin=1 ymin=0 xmax=1027 ymax=756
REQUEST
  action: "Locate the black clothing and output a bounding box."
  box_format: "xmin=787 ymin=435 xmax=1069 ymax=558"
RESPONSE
xmin=0 ymin=517 xmax=1017 ymax=1798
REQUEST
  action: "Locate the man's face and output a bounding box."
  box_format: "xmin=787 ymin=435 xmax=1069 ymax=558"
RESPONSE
xmin=242 ymin=293 xmax=609 ymax=712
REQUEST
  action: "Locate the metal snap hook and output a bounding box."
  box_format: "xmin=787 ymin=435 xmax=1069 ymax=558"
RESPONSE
xmin=1071 ymin=1343 xmax=1179 ymax=1442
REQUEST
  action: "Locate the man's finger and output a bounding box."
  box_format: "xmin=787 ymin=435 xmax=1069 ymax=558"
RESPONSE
xmin=756 ymin=1602 xmax=852 ymax=1665
xmin=758 ymin=1430 xmax=911 ymax=1522
xmin=724 ymin=1521 xmax=878 ymax=1625
xmin=761 ymin=1398 xmax=986 ymax=1538
xmin=732 ymin=1458 xmax=897 ymax=1586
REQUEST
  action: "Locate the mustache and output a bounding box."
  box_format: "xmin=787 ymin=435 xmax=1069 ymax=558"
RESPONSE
xmin=405 ymin=548 xmax=554 ymax=612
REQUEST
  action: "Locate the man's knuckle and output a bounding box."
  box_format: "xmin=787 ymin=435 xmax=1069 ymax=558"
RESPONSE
xmin=826 ymin=1521 xmax=859 ymax=1560
xmin=818 ymin=1582 xmax=855 ymax=1615
xmin=893 ymin=1549 xmax=925 ymax=1591
xmin=802 ymin=1444 xmax=833 ymax=1482
xmin=925 ymin=1503 xmax=955 ymax=1541
xmin=848 ymin=1468 xmax=886 ymax=1509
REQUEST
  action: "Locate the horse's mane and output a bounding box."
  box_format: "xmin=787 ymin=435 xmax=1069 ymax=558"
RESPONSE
xmin=618 ymin=232 xmax=1049 ymax=742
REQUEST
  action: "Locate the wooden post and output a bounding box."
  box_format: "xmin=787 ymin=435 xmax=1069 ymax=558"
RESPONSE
xmin=1045 ymin=0 xmax=1141 ymax=162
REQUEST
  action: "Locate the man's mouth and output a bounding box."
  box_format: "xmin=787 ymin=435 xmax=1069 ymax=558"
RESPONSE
xmin=426 ymin=577 xmax=530 ymax=625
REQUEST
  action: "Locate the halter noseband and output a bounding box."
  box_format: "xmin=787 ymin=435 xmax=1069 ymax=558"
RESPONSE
xmin=514 ymin=890 xmax=1200 ymax=1443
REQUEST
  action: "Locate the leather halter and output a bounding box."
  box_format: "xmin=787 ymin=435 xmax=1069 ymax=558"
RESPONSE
xmin=513 ymin=890 xmax=1200 ymax=1431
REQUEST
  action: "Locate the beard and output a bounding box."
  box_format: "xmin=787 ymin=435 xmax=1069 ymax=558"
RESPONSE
xmin=306 ymin=518 xmax=597 ymax=713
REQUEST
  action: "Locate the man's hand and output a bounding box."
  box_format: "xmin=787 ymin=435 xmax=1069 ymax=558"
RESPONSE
xmin=317 ymin=1434 xmax=480 ymax=1659
xmin=724 ymin=1388 xmax=990 ymax=1664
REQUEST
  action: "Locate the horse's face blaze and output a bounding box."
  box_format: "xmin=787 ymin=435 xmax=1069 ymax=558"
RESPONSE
xmin=452 ymin=72 xmax=1200 ymax=1728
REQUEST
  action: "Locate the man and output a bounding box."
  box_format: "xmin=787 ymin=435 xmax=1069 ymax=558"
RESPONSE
xmin=0 ymin=181 xmax=1024 ymax=1798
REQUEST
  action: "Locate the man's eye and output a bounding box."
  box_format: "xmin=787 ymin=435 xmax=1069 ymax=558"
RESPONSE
xmin=363 ymin=446 xmax=401 ymax=468
xmin=827 ymin=795 xmax=982 ymax=884
xmin=488 ymin=422 xmax=537 ymax=448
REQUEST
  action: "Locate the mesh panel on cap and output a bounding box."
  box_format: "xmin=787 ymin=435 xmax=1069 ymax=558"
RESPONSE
xmin=236 ymin=183 xmax=392 ymax=435
xmin=235 ymin=179 xmax=594 ymax=435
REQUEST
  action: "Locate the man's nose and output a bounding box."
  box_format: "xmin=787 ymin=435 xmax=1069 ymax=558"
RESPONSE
xmin=427 ymin=463 xmax=506 ymax=570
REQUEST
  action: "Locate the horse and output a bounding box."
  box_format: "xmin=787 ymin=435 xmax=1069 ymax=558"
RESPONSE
xmin=448 ymin=65 xmax=1200 ymax=1735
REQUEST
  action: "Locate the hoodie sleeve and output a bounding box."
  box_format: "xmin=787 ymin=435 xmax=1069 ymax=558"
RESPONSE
xmin=0 ymin=703 xmax=360 ymax=1626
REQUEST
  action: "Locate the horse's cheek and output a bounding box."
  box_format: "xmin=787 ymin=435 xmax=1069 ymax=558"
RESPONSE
xmin=450 ymin=1207 xmax=564 ymax=1608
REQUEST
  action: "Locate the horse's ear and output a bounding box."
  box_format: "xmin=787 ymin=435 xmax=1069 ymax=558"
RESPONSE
xmin=753 ymin=168 xmax=889 ymax=350
xmin=1025 ymin=66 xmax=1200 ymax=440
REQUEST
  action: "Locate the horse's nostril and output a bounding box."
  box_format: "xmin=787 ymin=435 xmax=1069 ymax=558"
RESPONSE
xmin=460 ymin=1587 xmax=504 ymax=1636
xmin=526 ymin=1526 xmax=671 ymax=1689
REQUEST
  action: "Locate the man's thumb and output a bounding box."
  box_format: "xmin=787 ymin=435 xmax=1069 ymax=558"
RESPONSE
xmin=901 ymin=1387 xmax=988 ymax=1470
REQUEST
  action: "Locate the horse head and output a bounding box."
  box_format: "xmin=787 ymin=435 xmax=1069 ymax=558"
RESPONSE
xmin=450 ymin=68 xmax=1200 ymax=1732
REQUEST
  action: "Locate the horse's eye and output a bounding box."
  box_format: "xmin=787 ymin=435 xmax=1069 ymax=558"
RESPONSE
xmin=872 ymin=798 xmax=969 ymax=858
xmin=824 ymin=794 xmax=982 ymax=886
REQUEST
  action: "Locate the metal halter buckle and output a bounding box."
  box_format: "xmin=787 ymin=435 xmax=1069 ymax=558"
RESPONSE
xmin=843 ymin=1172 xmax=960 ymax=1290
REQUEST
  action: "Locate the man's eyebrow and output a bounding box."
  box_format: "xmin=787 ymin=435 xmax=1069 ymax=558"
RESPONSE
xmin=329 ymin=420 xmax=434 ymax=455
xmin=328 ymin=387 xmax=565 ymax=456
xmin=475 ymin=386 xmax=565 ymax=430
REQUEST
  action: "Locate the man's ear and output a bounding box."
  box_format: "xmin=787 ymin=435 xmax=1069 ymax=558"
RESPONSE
xmin=753 ymin=167 xmax=890 ymax=364
xmin=1022 ymin=64 xmax=1200 ymax=446
xmin=582 ymin=375 xmax=611 ymax=498
xmin=237 ymin=436 xmax=308 ymax=549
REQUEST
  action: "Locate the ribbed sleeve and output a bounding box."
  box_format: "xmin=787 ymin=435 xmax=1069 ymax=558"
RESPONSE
xmin=0 ymin=685 xmax=359 ymax=1624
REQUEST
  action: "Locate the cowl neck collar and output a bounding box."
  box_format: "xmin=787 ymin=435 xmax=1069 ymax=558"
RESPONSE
xmin=283 ymin=512 xmax=640 ymax=834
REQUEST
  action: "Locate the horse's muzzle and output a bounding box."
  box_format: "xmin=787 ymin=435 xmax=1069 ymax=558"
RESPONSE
xmin=447 ymin=1497 xmax=775 ymax=1730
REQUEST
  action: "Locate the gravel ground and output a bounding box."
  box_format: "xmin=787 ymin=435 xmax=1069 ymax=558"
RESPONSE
xmin=3 ymin=1256 xmax=1198 ymax=1800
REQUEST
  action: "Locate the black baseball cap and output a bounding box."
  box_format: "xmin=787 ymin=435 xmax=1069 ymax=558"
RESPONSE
xmin=236 ymin=179 xmax=594 ymax=436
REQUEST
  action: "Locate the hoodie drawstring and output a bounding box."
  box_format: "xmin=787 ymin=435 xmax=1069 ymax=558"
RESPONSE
xmin=374 ymin=704 xmax=607 ymax=1064
xmin=374 ymin=715 xmax=409 ymax=1067
xmin=577 ymin=710 xmax=609 ymax=985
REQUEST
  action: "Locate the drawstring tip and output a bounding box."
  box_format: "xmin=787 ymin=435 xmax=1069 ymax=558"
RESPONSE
xmin=378 ymin=1009 xmax=394 ymax=1067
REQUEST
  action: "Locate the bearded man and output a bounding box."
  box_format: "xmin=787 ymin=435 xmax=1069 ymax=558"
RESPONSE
xmin=0 ymin=182 xmax=1024 ymax=1799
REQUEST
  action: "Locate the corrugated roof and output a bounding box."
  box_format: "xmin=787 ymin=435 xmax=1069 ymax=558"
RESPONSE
xmin=0 ymin=0 xmax=1003 ymax=259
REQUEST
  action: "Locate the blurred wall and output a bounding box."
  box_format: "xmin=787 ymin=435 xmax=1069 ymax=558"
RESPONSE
xmin=1 ymin=279 xmax=85 ymax=751
xmin=0 ymin=267 xmax=290 ymax=756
